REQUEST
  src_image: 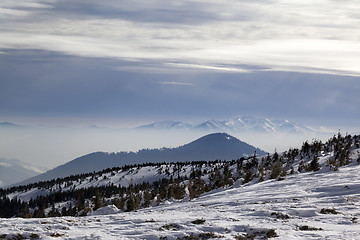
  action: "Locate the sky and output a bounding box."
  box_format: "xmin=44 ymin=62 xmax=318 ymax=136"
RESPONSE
xmin=1 ymin=0 xmax=360 ymax=168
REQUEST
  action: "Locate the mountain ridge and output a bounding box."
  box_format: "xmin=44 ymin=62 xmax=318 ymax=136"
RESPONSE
xmin=137 ymin=116 xmax=314 ymax=134
xmin=15 ymin=133 xmax=266 ymax=186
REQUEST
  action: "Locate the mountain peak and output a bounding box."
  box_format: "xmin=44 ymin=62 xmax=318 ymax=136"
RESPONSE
xmin=15 ymin=133 xmax=266 ymax=185
xmin=189 ymin=132 xmax=239 ymax=144
xmin=182 ymin=133 xmax=266 ymax=158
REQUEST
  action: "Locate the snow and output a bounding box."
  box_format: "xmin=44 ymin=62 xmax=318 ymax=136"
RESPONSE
xmin=88 ymin=205 xmax=120 ymax=216
xmin=8 ymin=188 xmax=50 ymax=202
xmin=0 ymin=162 xmax=12 ymax=167
xmin=72 ymin=165 xmax=173 ymax=189
xmin=138 ymin=116 xmax=314 ymax=134
xmin=1 ymin=163 xmax=360 ymax=239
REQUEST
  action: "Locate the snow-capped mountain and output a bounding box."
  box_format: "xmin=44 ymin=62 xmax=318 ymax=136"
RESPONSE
xmin=194 ymin=119 xmax=227 ymax=131
xmin=137 ymin=116 xmax=314 ymax=134
xmin=15 ymin=133 xmax=266 ymax=186
xmin=137 ymin=120 xmax=193 ymax=130
xmin=0 ymin=158 xmax=45 ymax=187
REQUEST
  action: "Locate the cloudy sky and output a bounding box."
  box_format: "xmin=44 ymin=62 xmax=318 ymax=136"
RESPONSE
xmin=1 ymin=0 xmax=360 ymax=168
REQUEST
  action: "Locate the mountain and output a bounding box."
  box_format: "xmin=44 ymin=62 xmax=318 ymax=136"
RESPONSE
xmin=15 ymin=133 xmax=266 ymax=185
xmin=2 ymin=134 xmax=360 ymax=239
xmin=194 ymin=119 xmax=226 ymax=131
xmin=0 ymin=158 xmax=44 ymax=187
xmin=0 ymin=122 xmax=26 ymax=128
xmin=176 ymin=132 xmax=265 ymax=158
xmin=137 ymin=116 xmax=314 ymax=134
xmin=137 ymin=120 xmax=193 ymax=130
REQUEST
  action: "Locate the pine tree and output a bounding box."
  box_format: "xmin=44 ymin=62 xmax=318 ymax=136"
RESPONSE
xmin=93 ymin=189 xmax=102 ymax=211
xmin=270 ymin=162 xmax=282 ymax=179
xmin=223 ymin=165 xmax=234 ymax=186
xmin=142 ymin=191 xmax=152 ymax=208
xmin=125 ymin=197 xmax=135 ymax=212
xmin=134 ymin=193 xmax=142 ymax=210
xmin=173 ymin=183 xmax=185 ymax=200
xmin=77 ymin=192 xmax=85 ymax=211
xmin=22 ymin=202 xmax=31 ymax=218
xmin=188 ymin=179 xmax=194 ymax=200
xmin=33 ymin=207 xmax=45 ymax=218
xmin=309 ymin=154 xmax=320 ymax=172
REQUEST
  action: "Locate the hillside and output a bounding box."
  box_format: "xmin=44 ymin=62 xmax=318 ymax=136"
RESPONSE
xmin=1 ymin=133 xmax=360 ymax=239
xmin=2 ymin=164 xmax=360 ymax=239
xmin=16 ymin=133 xmax=266 ymax=185
xmin=0 ymin=133 xmax=360 ymax=239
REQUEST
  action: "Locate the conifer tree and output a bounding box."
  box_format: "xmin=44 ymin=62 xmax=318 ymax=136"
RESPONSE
xmin=93 ymin=189 xmax=102 ymax=211
xmin=173 ymin=183 xmax=185 ymax=200
xmin=126 ymin=197 xmax=135 ymax=212
xmin=309 ymin=154 xmax=320 ymax=172
xmin=22 ymin=202 xmax=31 ymax=218
xmin=270 ymin=162 xmax=282 ymax=179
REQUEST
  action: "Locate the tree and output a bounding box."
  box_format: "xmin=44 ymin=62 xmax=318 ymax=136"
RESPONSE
xmin=33 ymin=207 xmax=45 ymax=218
xmin=172 ymin=183 xmax=185 ymax=200
xmin=77 ymin=191 xmax=85 ymax=211
xmin=22 ymin=202 xmax=31 ymax=218
xmin=142 ymin=192 xmax=152 ymax=208
xmin=113 ymin=197 xmax=125 ymax=210
xmin=125 ymin=197 xmax=135 ymax=212
xmin=93 ymin=189 xmax=102 ymax=211
xmin=223 ymin=164 xmax=234 ymax=186
xmin=273 ymin=150 xmax=279 ymax=162
xmin=270 ymin=162 xmax=282 ymax=179
xmin=309 ymin=154 xmax=320 ymax=172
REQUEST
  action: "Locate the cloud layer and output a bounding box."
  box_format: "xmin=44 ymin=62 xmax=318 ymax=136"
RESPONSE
xmin=1 ymin=0 xmax=360 ymax=128
xmin=2 ymin=0 xmax=360 ymax=75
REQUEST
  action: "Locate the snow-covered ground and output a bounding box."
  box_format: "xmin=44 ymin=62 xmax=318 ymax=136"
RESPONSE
xmin=1 ymin=162 xmax=360 ymax=239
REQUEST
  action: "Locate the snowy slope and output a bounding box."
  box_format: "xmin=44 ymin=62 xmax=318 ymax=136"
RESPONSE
xmin=1 ymin=162 xmax=360 ymax=239
xmin=2 ymin=134 xmax=360 ymax=239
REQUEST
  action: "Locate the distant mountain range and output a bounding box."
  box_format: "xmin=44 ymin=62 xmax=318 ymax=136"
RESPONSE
xmin=1 ymin=116 xmax=315 ymax=134
xmin=0 ymin=158 xmax=45 ymax=187
xmin=137 ymin=116 xmax=314 ymax=134
xmin=15 ymin=133 xmax=266 ymax=186
xmin=0 ymin=122 xmax=25 ymax=128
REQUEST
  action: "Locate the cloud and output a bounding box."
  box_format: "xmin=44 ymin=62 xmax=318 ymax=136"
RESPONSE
xmin=1 ymin=0 xmax=360 ymax=76
xmin=158 ymin=81 xmax=196 ymax=86
xmin=165 ymin=63 xmax=250 ymax=73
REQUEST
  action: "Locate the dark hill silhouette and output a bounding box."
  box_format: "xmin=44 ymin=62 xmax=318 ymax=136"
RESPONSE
xmin=16 ymin=133 xmax=266 ymax=186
